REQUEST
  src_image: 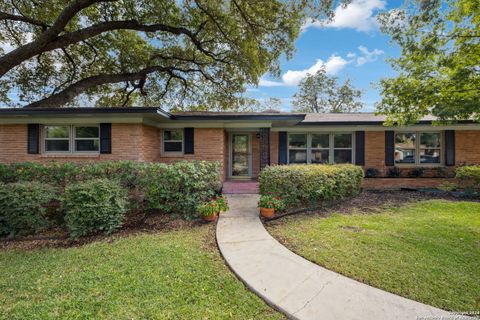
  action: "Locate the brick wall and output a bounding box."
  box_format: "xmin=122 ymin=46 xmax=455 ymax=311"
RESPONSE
xmin=157 ymin=128 xmax=227 ymax=180
xmin=364 ymin=131 xmax=385 ymax=173
xmin=270 ymin=131 xmax=279 ymax=165
xmin=252 ymin=134 xmax=260 ymax=178
xmin=456 ymin=130 xmax=480 ymax=165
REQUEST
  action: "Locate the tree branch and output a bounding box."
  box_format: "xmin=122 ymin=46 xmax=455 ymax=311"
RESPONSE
xmin=0 ymin=17 xmax=227 ymax=77
xmin=0 ymin=0 xmax=119 ymax=77
xmin=24 ymin=65 xmax=202 ymax=108
xmin=0 ymin=10 xmax=49 ymax=28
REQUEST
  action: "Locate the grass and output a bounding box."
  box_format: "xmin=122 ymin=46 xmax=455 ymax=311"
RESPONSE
xmin=0 ymin=226 xmax=283 ymax=320
xmin=267 ymin=200 xmax=480 ymax=312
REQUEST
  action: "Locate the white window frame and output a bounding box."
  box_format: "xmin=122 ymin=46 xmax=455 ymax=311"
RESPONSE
xmin=43 ymin=125 xmax=100 ymax=154
xmin=394 ymin=131 xmax=443 ymax=166
xmin=162 ymin=129 xmax=184 ymax=154
xmin=288 ymin=132 xmax=355 ymax=164
xmin=73 ymin=125 xmax=100 ymax=153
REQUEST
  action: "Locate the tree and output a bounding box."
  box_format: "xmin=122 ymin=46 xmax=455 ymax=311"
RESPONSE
xmin=376 ymin=0 xmax=480 ymax=125
xmin=0 ymin=0 xmax=346 ymax=109
xmin=292 ymin=68 xmax=363 ymax=113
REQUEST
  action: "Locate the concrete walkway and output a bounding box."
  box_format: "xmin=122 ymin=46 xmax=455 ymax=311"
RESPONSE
xmin=217 ymin=194 xmax=454 ymax=320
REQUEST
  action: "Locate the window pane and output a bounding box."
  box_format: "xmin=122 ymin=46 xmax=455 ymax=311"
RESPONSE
xmin=420 ymin=133 xmax=440 ymax=148
xmin=45 ymin=140 xmax=69 ymax=152
xmin=311 ymin=134 xmax=329 ymax=149
xmin=45 ymin=126 xmax=69 ymax=138
xmin=76 ymin=127 xmax=99 ymax=138
xmin=334 ymin=150 xmax=352 ymax=163
xmin=288 ymin=134 xmax=307 ymax=148
xmin=311 ymin=150 xmax=329 ymax=164
xmin=420 ymin=149 xmax=441 ymax=163
xmin=334 ymin=134 xmax=352 ymax=148
xmin=395 ymin=149 xmax=415 ymax=164
xmin=164 ymin=130 xmax=183 ymax=141
xmin=164 ymin=141 xmax=182 ymax=152
xmin=75 ymin=140 xmax=99 ymax=152
xmin=289 ymin=150 xmax=307 ymax=163
xmin=395 ymin=133 xmax=416 ymax=149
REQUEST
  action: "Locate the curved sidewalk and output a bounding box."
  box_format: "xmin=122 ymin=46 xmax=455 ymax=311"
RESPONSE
xmin=217 ymin=194 xmax=452 ymax=320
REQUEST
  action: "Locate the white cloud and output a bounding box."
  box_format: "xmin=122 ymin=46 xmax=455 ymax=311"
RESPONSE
xmin=356 ymin=46 xmax=384 ymax=65
xmin=281 ymin=55 xmax=348 ymax=86
xmin=258 ymin=46 xmax=383 ymax=88
xmin=258 ymin=78 xmax=284 ymax=87
xmin=303 ymin=0 xmax=386 ymax=33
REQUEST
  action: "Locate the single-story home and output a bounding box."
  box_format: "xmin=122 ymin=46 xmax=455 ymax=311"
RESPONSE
xmin=0 ymin=107 xmax=479 ymax=187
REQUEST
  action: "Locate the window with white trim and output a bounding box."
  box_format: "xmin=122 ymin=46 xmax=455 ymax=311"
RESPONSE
xmin=44 ymin=125 xmax=99 ymax=153
xmin=288 ymin=133 xmax=354 ymax=164
xmin=395 ymin=132 xmax=442 ymax=165
xmin=163 ymin=129 xmax=183 ymax=153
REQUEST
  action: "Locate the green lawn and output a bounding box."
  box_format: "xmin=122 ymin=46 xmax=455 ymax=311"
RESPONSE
xmin=0 ymin=226 xmax=282 ymax=320
xmin=267 ymin=200 xmax=480 ymax=312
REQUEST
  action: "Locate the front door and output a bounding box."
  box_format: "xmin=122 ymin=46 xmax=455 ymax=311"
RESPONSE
xmin=230 ymin=133 xmax=251 ymax=178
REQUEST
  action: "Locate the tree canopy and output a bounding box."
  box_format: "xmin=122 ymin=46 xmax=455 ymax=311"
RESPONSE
xmin=292 ymin=68 xmax=363 ymax=113
xmin=376 ymin=0 xmax=480 ymax=125
xmin=0 ymin=0 xmax=347 ymax=110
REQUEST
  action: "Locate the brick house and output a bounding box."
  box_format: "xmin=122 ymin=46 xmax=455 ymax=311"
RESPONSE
xmin=0 ymin=107 xmax=479 ymax=187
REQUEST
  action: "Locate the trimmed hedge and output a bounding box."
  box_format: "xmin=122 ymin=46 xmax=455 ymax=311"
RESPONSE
xmin=63 ymin=179 xmax=128 ymax=239
xmin=456 ymin=165 xmax=480 ymax=191
xmin=0 ymin=182 xmax=58 ymax=237
xmin=138 ymin=161 xmax=222 ymax=219
xmin=259 ymin=164 xmax=364 ymax=209
xmin=0 ymin=160 xmax=222 ymax=238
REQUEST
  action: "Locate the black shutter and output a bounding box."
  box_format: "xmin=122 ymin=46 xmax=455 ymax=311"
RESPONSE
xmin=27 ymin=124 xmax=40 ymax=154
xmin=278 ymin=131 xmax=288 ymax=164
xmin=355 ymin=131 xmax=365 ymax=166
xmin=445 ymin=130 xmax=455 ymax=166
xmin=100 ymin=123 xmax=112 ymax=154
xmin=184 ymin=127 xmax=194 ymax=154
xmin=385 ymin=131 xmax=395 ymax=166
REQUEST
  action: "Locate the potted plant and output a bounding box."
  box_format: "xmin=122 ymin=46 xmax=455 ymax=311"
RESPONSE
xmin=258 ymin=195 xmax=284 ymax=218
xmin=197 ymin=196 xmax=229 ymax=222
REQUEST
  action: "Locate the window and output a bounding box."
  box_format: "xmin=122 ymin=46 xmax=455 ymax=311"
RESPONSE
xmin=74 ymin=126 xmax=100 ymax=152
xmin=44 ymin=125 xmax=99 ymax=153
xmin=163 ymin=129 xmax=183 ymax=153
xmin=288 ymin=133 xmax=354 ymax=164
xmin=44 ymin=126 xmax=70 ymax=152
xmin=395 ymin=132 xmax=442 ymax=165
xmin=288 ymin=133 xmax=307 ymax=163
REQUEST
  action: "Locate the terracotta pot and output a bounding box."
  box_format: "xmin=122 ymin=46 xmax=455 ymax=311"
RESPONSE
xmin=260 ymin=207 xmax=275 ymax=218
xmin=202 ymin=213 xmax=218 ymax=222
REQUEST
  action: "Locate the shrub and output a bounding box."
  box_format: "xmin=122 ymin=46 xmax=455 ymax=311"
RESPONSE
xmin=409 ymin=167 xmax=425 ymax=178
xmin=365 ymin=168 xmax=380 ymax=178
xmin=138 ymin=161 xmax=221 ymax=219
xmin=0 ymin=182 xmax=58 ymax=237
xmin=387 ymin=167 xmax=401 ymax=178
xmin=258 ymin=195 xmax=285 ymax=211
xmin=62 ymin=179 xmax=128 ymax=239
xmin=258 ymin=164 xmax=364 ymax=209
xmin=455 ymin=165 xmax=480 ymax=191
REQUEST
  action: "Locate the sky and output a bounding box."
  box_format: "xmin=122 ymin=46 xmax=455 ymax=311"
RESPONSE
xmin=248 ymin=0 xmax=404 ymax=112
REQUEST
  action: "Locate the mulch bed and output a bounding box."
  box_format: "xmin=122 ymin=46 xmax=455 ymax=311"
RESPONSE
xmin=264 ymin=189 xmax=478 ymax=224
xmin=0 ymin=211 xmax=210 ymax=251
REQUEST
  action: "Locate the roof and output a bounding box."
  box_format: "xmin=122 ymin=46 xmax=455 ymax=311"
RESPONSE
xmin=170 ymin=111 xmax=305 ymax=121
xmin=0 ymin=108 xmax=476 ymax=125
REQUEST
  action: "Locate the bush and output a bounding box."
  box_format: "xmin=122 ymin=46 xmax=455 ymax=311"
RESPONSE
xmin=0 ymin=182 xmax=58 ymax=237
xmin=387 ymin=167 xmax=401 ymax=178
xmin=138 ymin=161 xmax=222 ymax=219
xmin=456 ymin=165 xmax=480 ymax=191
xmin=62 ymin=179 xmax=128 ymax=239
xmin=365 ymin=168 xmax=380 ymax=178
xmin=409 ymin=167 xmax=425 ymax=178
xmin=259 ymin=164 xmax=364 ymax=209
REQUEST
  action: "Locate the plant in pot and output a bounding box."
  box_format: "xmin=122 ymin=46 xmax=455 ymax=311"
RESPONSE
xmin=197 ymin=196 xmax=229 ymax=222
xmin=258 ymin=195 xmax=285 ymax=218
